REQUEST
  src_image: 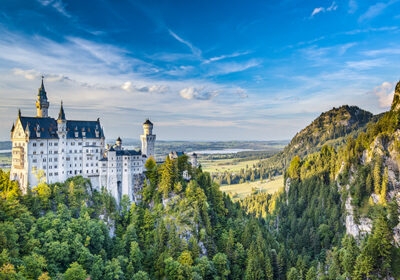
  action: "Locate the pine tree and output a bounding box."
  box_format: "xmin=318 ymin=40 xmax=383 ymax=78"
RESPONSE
xmin=380 ymin=167 xmax=388 ymax=204
xmin=159 ymin=156 xmax=175 ymax=198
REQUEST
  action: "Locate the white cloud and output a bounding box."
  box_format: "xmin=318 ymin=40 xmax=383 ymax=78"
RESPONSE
xmin=311 ymin=7 xmax=324 ymax=17
xmin=168 ymin=29 xmax=202 ymax=57
xmin=121 ymin=81 xmax=169 ymax=93
xmin=372 ymin=81 xmax=395 ymax=108
xmin=37 ymin=0 xmax=71 ymax=18
xmin=207 ymin=59 xmax=260 ymax=76
xmin=13 ymin=68 xmax=72 ymax=82
xmin=358 ymin=1 xmax=398 ymax=22
xmin=311 ymin=2 xmax=338 ymax=17
xmin=203 ymin=51 xmax=250 ymax=64
xmin=179 ymin=87 xmax=219 ymax=100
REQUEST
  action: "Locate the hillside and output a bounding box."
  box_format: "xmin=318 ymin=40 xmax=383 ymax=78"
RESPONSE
xmin=284 ymin=105 xmax=374 ymax=159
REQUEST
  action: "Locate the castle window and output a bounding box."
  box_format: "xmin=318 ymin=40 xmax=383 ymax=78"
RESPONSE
xmin=55 ymin=172 xmax=58 ymax=176
xmin=54 ymin=143 xmax=58 ymax=146
xmin=33 ymin=159 xmax=37 ymax=163
xmin=54 ymin=158 xmax=57 ymax=162
xmin=43 ymin=158 xmax=46 ymax=162
xmin=40 ymin=143 xmax=44 ymax=146
xmin=33 ymin=143 xmax=36 ymax=147
xmin=33 ymin=151 xmax=36 ymax=155
xmin=49 ymin=142 xmax=52 ymax=146
xmin=78 ymin=142 xmax=82 ymax=146
xmin=54 ymin=165 xmax=57 ymax=168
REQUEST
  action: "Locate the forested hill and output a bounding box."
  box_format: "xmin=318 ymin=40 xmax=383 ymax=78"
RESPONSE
xmin=253 ymin=105 xmax=379 ymax=181
xmin=283 ymin=105 xmax=374 ymax=160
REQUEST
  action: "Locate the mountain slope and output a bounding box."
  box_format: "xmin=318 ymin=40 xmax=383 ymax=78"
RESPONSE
xmin=284 ymin=105 xmax=374 ymax=159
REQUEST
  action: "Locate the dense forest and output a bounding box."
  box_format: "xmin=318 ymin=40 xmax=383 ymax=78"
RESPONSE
xmin=1 ymin=100 xmax=400 ymax=279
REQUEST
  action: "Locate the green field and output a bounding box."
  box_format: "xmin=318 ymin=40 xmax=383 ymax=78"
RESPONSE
xmin=220 ymin=175 xmax=284 ymax=200
xmin=201 ymin=158 xmax=260 ymax=173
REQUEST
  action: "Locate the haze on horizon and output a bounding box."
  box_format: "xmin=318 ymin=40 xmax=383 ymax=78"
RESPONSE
xmin=0 ymin=0 xmax=399 ymax=141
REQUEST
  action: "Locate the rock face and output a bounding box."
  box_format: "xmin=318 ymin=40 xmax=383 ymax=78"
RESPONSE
xmin=343 ymin=105 xmax=400 ymax=245
xmin=345 ymin=195 xmax=372 ymax=237
xmin=391 ymin=80 xmax=400 ymax=112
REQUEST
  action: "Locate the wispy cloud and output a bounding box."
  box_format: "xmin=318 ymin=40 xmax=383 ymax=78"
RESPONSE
xmin=37 ymin=0 xmax=71 ymax=18
xmin=346 ymin=58 xmax=387 ymax=70
xmin=362 ymin=47 xmax=400 ymax=56
xmin=348 ymin=0 xmax=358 ymax=13
xmin=207 ymin=59 xmax=260 ymax=76
xmin=203 ymin=51 xmax=250 ymax=64
xmin=311 ymin=1 xmax=338 ymax=17
xmin=13 ymin=68 xmax=72 ymax=83
xmin=168 ymin=29 xmax=202 ymax=57
xmin=359 ymin=0 xmax=399 ymax=22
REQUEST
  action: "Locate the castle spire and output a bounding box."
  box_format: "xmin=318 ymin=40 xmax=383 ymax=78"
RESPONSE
xmin=58 ymin=101 xmax=66 ymax=121
xmin=36 ymin=76 xmax=50 ymax=118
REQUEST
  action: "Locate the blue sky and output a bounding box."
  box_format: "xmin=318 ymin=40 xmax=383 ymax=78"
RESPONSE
xmin=0 ymin=0 xmax=399 ymax=141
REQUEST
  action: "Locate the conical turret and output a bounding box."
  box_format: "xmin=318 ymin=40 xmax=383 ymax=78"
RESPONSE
xmin=58 ymin=101 xmax=66 ymax=121
xmin=36 ymin=76 xmax=50 ymax=118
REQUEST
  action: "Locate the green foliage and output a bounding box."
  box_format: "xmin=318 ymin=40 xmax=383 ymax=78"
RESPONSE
xmin=63 ymin=262 xmax=88 ymax=280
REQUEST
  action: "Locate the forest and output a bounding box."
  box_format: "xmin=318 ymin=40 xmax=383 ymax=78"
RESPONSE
xmin=0 ymin=108 xmax=400 ymax=279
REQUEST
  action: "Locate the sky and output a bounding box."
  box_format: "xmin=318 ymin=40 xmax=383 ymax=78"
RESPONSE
xmin=0 ymin=0 xmax=399 ymax=141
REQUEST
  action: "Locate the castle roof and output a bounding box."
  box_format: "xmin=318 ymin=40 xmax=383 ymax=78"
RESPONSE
xmin=37 ymin=77 xmax=48 ymax=100
xmin=17 ymin=116 xmax=104 ymax=139
xmin=143 ymin=119 xmax=153 ymax=125
xmin=116 ymin=150 xmax=141 ymax=156
xmin=58 ymin=102 xmax=66 ymax=121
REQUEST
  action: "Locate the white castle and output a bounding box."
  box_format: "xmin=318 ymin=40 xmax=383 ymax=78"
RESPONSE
xmin=10 ymin=79 xmax=155 ymax=203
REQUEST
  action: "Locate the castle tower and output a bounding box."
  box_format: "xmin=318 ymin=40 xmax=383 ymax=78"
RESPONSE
xmin=36 ymin=76 xmax=50 ymax=118
xmin=57 ymin=101 xmax=67 ymax=182
xmin=140 ymin=119 xmax=156 ymax=159
xmin=116 ymin=137 xmax=122 ymax=150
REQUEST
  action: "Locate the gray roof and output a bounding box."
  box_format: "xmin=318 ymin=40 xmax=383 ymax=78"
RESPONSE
xmin=143 ymin=119 xmax=153 ymax=125
xmin=19 ymin=116 xmax=104 ymax=139
xmin=116 ymin=150 xmax=141 ymax=156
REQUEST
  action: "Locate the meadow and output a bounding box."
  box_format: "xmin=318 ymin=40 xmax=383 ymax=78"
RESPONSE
xmin=220 ymin=175 xmax=284 ymax=200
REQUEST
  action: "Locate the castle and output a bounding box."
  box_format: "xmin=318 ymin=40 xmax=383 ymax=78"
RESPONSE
xmin=10 ymin=79 xmax=155 ymax=203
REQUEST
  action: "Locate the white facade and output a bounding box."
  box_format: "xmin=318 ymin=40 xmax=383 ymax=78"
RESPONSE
xmin=10 ymin=80 xmax=156 ymax=203
xmin=10 ymin=81 xmax=105 ymax=194
xmin=99 ymin=138 xmax=148 ymax=204
xmin=140 ymin=119 xmax=156 ymax=159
